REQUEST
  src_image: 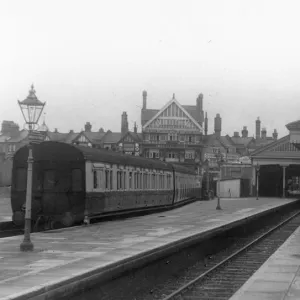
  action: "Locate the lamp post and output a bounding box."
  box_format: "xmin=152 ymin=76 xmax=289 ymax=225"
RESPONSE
xmin=255 ymin=163 xmax=260 ymax=200
xmin=215 ymin=152 xmax=223 ymax=210
xmin=203 ymin=159 xmax=210 ymax=199
xmin=18 ymin=84 xmax=46 ymax=252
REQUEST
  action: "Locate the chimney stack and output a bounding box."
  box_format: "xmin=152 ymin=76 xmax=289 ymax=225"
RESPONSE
xmin=99 ymin=127 xmax=104 ymax=133
xmin=261 ymin=127 xmax=267 ymax=139
xmin=204 ymin=112 xmax=208 ymax=136
xmin=54 ymin=128 xmax=58 ymax=133
xmin=214 ymin=113 xmax=222 ymax=137
xmin=142 ymin=90 xmax=147 ymax=110
xmin=273 ymin=129 xmax=278 ymax=140
xmin=196 ymin=93 xmax=204 ymax=126
xmin=134 ymin=122 xmax=137 ymax=133
xmin=242 ymin=126 xmax=248 ymax=138
xmin=233 ymin=131 xmax=240 ymax=137
xmin=84 ymin=122 xmax=92 ymax=132
xmin=121 ymin=112 xmax=129 ymax=135
xmin=256 ymin=117 xmax=261 ymax=139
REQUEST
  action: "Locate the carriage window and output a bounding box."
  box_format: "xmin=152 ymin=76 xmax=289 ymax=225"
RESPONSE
xmin=123 ymin=171 xmax=126 ymax=190
xmin=129 ymin=172 xmax=133 ymax=189
xmin=93 ymin=170 xmax=98 ymax=189
xmin=152 ymin=174 xmax=156 ymax=189
xmin=16 ymin=168 xmax=27 ymax=191
xmin=143 ymin=173 xmax=147 ymax=189
xmin=105 ymin=170 xmax=110 ymax=190
xmin=72 ymin=169 xmax=82 ymax=191
xmin=117 ymin=171 xmax=123 ymax=190
xmin=44 ymin=170 xmax=56 ymax=189
xmin=110 ymin=170 xmax=113 ymax=190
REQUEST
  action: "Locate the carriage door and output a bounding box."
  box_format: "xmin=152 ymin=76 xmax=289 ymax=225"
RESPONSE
xmin=42 ymin=164 xmax=71 ymax=216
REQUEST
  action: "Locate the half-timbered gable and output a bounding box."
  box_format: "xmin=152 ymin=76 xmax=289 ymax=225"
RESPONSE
xmin=143 ymin=97 xmax=203 ymax=134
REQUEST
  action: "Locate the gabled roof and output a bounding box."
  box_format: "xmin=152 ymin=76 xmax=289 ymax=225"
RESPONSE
xmin=203 ymin=134 xmax=227 ymax=148
xmin=250 ymin=135 xmax=300 ymax=157
xmin=101 ymin=131 xmax=122 ymax=144
xmin=0 ymin=130 xmax=28 ymax=143
xmin=230 ymin=136 xmax=254 ymax=146
xmin=118 ymin=131 xmax=143 ymax=143
xmin=286 ymin=120 xmax=300 ymax=130
xmin=47 ymin=132 xmax=70 ymax=142
xmin=8 ymin=130 xmax=29 ymax=142
xmin=84 ymin=131 xmax=106 ymax=142
xmin=141 ymin=109 xmax=159 ymax=127
xmin=0 ymin=134 xmax=11 ymax=142
xmin=182 ymin=105 xmax=200 ymax=122
xmin=142 ymin=97 xmax=203 ymax=132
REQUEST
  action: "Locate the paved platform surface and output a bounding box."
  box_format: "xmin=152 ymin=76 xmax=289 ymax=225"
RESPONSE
xmin=230 ymin=217 xmax=300 ymax=300
xmin=0 ymin=197 xmax=298 ymax=300
xmin=0 ymin=187 xmax=11 ymax=222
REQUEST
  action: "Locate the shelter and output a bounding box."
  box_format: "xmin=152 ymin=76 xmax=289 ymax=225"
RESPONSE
xmin=250 ymin=135 xmax=300 ymax=198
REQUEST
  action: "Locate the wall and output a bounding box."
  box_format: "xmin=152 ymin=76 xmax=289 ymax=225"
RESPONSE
xmin=219 ymin=179 xmax=241 ymax=198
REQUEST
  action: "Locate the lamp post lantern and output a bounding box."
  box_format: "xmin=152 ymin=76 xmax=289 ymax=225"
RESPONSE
xmin=255 ymin=163 xmax=260 ymax=200
xmin=18 ymin=84 xmax=46 ymax=252
xmin=215 ymin=151 xmax=223 ymax=210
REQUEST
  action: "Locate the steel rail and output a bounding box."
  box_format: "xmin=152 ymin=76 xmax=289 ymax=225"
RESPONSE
xmin=162 ymin=209 xmax=300 ymax=300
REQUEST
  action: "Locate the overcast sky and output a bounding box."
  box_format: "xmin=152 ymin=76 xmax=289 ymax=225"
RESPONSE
xmin=1 ymin=0 xmax=299 ymax=138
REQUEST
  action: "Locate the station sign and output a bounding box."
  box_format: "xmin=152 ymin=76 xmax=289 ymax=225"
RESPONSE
xmin=28 ymin=130 xmax=45 ymax=144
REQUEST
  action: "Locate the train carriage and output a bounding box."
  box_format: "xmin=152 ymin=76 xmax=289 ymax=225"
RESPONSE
xmin=11 ymin=141 xmax=201 ymax=228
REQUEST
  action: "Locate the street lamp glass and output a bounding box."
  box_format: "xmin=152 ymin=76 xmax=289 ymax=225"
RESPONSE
xmin=18 ymin=85 xmax=45 ymax=125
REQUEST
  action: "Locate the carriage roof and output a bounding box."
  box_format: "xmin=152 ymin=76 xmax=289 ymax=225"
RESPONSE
xmin=13 ymin=141 xmax=197 ymax=175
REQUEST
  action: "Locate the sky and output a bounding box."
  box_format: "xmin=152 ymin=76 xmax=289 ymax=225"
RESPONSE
xmin=1 ymin=0 xmax=300 ymax=138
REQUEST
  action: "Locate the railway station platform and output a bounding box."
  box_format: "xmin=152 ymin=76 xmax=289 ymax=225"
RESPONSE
xmin=0 ymin=197 xmax=298 ymax=300
xmin=230 ymin=215 xmax=300 ymax=300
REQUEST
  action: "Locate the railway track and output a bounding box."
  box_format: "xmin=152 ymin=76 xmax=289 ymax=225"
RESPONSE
xmin=159 ymin=209 xmax=300 ymax=300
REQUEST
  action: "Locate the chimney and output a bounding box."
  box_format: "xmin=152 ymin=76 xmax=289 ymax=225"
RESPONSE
xmin=99 ymin=127 xmax=104 ymax=133
xmin=196 ymin=93 xmax=204 ymax=126
xmin=134 ymin=122 xmax=137 ymax=133
xmin=242 ymin=126 xmax=248 ymax=138
xmin=233 ymin=131 xmax=240 ymax=137
xmin=1 ymin=121 xmax=19 ymax=136
xmin=261 ymin=127 xmax=267 ymax=139
xmin=204 ymin=112 xmax=208 ymax=136
xmin=142 ymin=90 xmax=147 ymax=110
xmin=121 ymin=112 xmax=129 ymax=135
xmin=84 ymin=122 xmax=92 ymax=132
xmin=54 ymin=128 xmax=58 ymax=133
xmin=69 ymin=130 xmax=74 ymax=134
xmin=256 ymin=117 xmax=261 ymax=139
xmin=273 ymin=129 xmax=278 ymax=140
xmin=214 ymin=113 xmax=222 ymax=137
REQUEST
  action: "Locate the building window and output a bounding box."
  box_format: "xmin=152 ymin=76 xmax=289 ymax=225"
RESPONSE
xmin=185 ymin=151 xmax=195 ymax=159
xmin=168 ymin=133 xmax=177 ymax=141
xmin=168 ymin=152 xmax=176 ymax=158
xmin=212 ymin=147 xmax=220 ymax=154
xmin=156 ymin=135 xmax=159 ymax=141
xmin=8 ymin=144 xmax=16 ymax=152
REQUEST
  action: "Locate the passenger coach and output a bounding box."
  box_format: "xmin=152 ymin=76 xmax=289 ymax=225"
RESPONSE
xmin=11 ymin=141 xmax=201 ymax=229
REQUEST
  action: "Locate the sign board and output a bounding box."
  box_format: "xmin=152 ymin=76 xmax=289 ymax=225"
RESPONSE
xmin=28 ymin=130 xmax=45 ymax=144
xmin=239 ymin=156 xmax=251 ymax=164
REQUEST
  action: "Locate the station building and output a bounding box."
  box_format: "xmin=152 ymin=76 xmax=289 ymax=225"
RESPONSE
xmin=140 ymin=91 xmax=204 ymax=171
